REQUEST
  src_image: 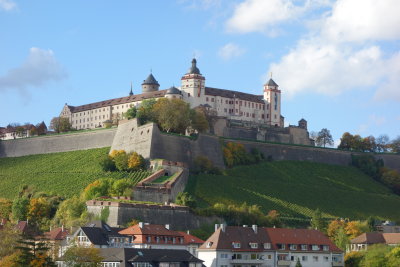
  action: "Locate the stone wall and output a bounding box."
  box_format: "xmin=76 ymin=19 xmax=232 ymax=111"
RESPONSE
xmin=86 ymin=200 xmax=222 ymax=229
xmin=0 ymin=129 xmax=116 ymax=158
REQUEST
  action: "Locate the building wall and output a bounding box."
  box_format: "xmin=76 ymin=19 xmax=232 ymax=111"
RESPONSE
xmin=86 ymin=201 xmax=223 ymax=229
xmin=0 ymin=128 xmax=116 ymax=158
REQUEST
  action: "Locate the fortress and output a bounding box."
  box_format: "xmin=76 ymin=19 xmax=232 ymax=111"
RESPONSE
xmin=59 ymin=58 xmax=313 ymax=146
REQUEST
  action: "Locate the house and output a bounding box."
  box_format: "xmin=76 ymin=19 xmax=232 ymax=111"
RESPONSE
xmin=348 ymin=232 xmax=400 ymax=252
xmin=266 ymin=227 xmax=343 ymax=267
xmin=43 ymin=226 xmax=69 ymax=259
xmin=118 ymin=222 xmax=204 ymax=256
xmin=198 ymin=224 xmax=344 ymax=267
xmin=57 ymin=247 xmax=203 ymax=267
xmin=376 ymin=221 xmax=400 ymax=233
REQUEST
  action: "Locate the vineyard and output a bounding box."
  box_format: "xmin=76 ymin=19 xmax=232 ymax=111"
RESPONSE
xmin=187 ymin=161 xmax=400 ymax=221
xmin=0 ymin=147 xmax=151 ymax=199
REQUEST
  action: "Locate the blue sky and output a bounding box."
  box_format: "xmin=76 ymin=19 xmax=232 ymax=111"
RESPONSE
xmin=1 ymin=0 xmax=399 ymax=144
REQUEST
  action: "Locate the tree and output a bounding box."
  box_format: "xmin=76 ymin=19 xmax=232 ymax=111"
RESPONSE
xmin=113 ymin=151 xmax=129 ymax=171
xmin=0 ymin=222 xmax=20 ymax=258
xmin=175 ymin=192 xmax=197 ymax=209
xmin=315 ymin=128 xmax=334 ymax=147
xmin=99 ymin=155 xmax=116 ymax=172
xmin=63 ymin=246 xmax=103 ymax=267
xmin=14 ymin=237 xmax=56 ymax=267
xmin=345 ymin=251 xmax=364 ymax=267
xmin=136 ymin=98 xmax=157 ymax=125
xmin=338 ymin=132 xmax=354 ymax=150
xmin=50 ymin=117 xmax=71 ymax=133
xmin=386 ymin=246 xmax=400 ymax=267
xmin=390 ymin=136 xmax=400 ymax=153
xmin=127 ymin=152 xmax=145 ymax=171
xmin=36 ymin=121 xmax=48 ymax=135
xmin=295 ymin=258 xmax=302 ymax=267
xmin=0 ymin=198 xmax=12 ymax=219
xmin=360 ymin=244 xmax=391 ymax=267
xmin=362 ymin=136 xmax=377 ymax=152
xmin=124 ymin=106 xmax=137 ymax=120
xmin=27 ymin=197 xmax=51 ymax=227
xmin=152 ymin=98 xmax=191 ymax=134
xmin=310 ymin=208 xmax=326 ymax=231
xmin=190 ymin=108 xmax=209 ymax=133
xmin=12 ymin=197 xmax=30 ymax=221
xmin=376 ymin=134 xmax=389 ymax=152
xmin=334 ymin=226 xmax=349 ymax=251
xmin=53 ymin=196 xmax=86 ymax=228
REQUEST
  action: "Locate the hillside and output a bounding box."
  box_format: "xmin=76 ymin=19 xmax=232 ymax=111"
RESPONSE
xmin=187 ymin=161 xmax=400 ymax=221
xmin=0 ymin=148 xmax=150 ymax=199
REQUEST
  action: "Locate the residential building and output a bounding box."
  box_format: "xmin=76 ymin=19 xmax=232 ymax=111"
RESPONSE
xmin=348 ymin=232 xmax=400 ymax=252
xmin=119 ymin=222 xmax=204 ymax=256
xmin=198 ymin=225 xmax=344 ymax=267
xmin=376 ymin=221 xmax=400 ymax=233
xmin=0 ymin=124 xmax=35 ymax=140
xmin=59 ymin=59 xmax=284 ymax=130
xmin=43 ymin=226 xmax=69 ymax=259
xmin=56 ymin=247 xmax=203 ymax=267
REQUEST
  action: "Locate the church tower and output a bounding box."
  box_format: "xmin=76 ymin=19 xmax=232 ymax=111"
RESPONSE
xmin=181 ymin=58 xmax=205 ymax=108
xmin=263 ymin=77 xmax=281 ymax=127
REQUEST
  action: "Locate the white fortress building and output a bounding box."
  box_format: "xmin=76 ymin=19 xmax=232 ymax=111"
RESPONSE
xmin=60 ymin=59 xmax=312 ymax=145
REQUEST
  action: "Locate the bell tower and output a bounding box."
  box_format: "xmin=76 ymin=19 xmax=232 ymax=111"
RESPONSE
xmin=181 ymin=58 xmax=205 ymax=107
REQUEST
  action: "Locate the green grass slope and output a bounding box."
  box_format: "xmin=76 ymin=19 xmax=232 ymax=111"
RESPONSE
xmin=0 ymin=148 xmax=150 ymax=199
xmin=187 ymin=161 xmax=400 ymax=221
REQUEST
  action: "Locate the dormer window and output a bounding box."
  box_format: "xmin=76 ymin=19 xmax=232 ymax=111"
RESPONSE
xmin=323 ymin=245 xmax=329 ymax=251
xmin=264 ymin=243 xmax=271 ymax=249
xmin=312 ymin=245 xmax=320 ymax=251
xmin=277 ymin=243 xmax=285 ymax=250
xmin=289 ymin=244 xmax=297 ymax=250
xmin=301 ymin=244 xmax=308 ymax=250
xmin=206 ymin=242 xmax=213 ymax=248
xmin=249 ymin=243 xmax=258 ymax=249
xmin=232 ymin=242 xmax=241 ymax=249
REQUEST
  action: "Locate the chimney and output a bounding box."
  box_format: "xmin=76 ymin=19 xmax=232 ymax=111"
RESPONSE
xmin=187 ymin=230 xmax=190 ymax=235
xmin=165 ymin=224 xmax=170 ymax=230
xmin=221 ymin=224 xmax=226 ymax=232
xmin=252 ymin=225 xmax=258 ymax=233
xmin=139 ymin=222 xmax=144 ymax=228
xmin=215 ymin=224 xmax=219 ymax=232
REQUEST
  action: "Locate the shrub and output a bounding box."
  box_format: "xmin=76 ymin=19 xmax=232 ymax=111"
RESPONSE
xmin=193 ymin=156 xmax=221 ymax=174
xmin=100 ymin=156 xmax=116 ymax=172
xmin=175 ymin=192 xmax=197 ymax=209
xmin=127 ymin=152 xmax=145 ymax=171
xmin=113 ymin=151 xmax=129 ymax=171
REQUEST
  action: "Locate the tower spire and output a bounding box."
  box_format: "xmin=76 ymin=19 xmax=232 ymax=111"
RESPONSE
xmin=129 ymin=82 xmax=133 ymax=96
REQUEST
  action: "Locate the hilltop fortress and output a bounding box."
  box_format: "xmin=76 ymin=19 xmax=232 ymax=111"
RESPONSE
xmin=59 ymin=59 xmax=313 ymax=146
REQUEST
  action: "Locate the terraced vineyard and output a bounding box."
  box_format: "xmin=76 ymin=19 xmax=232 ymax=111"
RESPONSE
xmin=0 ymin=147 xmax=151 ymax=199
xmin=187 ymin=161 xmax=400 ymax=221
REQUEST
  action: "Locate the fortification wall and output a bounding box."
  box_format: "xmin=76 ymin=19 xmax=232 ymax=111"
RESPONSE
xmin=0 ymin=129 xmax=116 ymax=158
xmin=86 ymin=201 xmax=222 ymax=229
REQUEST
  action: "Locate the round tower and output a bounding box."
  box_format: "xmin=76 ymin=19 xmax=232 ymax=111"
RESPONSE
xmin=141 ymin=73 xmax=160 ymax=93
xmin=165 ymin=86 xmax=182 ymax=99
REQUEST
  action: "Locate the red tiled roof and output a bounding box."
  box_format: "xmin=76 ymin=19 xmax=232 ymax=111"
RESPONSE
xmin=265 ymin=228 xmax=342 ymax=253
xmin=205 ymin=87 xmax=264 ymax=104
xmin=68 ymin=90 xmax=168 ymax=113
xmin=119 ymin=224 xmax=182 ymax=237
xmin=351 ymin=232 xmax=400 ymax=245
xmin=15 ymin=221 xmax=28 ymax=233
xmin=44 ymin=227 xmax=69 ymax=240
xmin=177 ymin=231 xmax=205 ymax=245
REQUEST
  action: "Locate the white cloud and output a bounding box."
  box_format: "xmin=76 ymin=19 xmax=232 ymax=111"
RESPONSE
xmin=268 ymin=40 xmax=384 ymax=97
xmin=218 ymin=43 xmax=245 ymax=60
xmin=226 ymin=0 xmax=300 ymax=34
xmin=0 ymin=47 xmax=67 ymax=92
xmin=0 ymin=0 xmax=16 ymax=11
xmin=373 ymin=52 xmax=400 ymax=102
xmin=322 ymin=0 xmax=400 ymax=42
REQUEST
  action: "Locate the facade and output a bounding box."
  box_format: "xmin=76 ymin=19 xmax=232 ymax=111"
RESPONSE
xmin=57 ymin=247 xmax=203 ymax=267
xmin=198 ymin=225 xmax=343 ymax=267
xmin=0 ymin=124 xmax=35 ymax=140
xmin=348 ymin=232 xmax=400 ymax=252
xmin=60 ymin=59 xmax=283 ymax=130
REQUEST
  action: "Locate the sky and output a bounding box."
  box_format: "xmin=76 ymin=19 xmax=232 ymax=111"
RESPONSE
xmin=0 ymin=0 xmax=399 ymax=145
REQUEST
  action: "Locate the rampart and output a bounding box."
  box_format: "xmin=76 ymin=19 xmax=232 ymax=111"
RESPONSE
xmin=86 ymin=200 xmax=222 ymax=229
xmin=0 ymin=128 xmax=116 ymax=158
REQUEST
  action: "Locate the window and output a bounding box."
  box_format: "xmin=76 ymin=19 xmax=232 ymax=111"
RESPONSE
xmin=206 ymin=242 xmax=213 ymax=248
xmin=206 ymin=97 xmax=209 ymax=102
xmin=312 ymin=245 xmax=320 ymax=251
xmin=301 ymin=244 xmax=307 ymax=250
xmin=250 ymin=254 xmax=258 ymax=260
xmin=232 ymin=242 xmax=241 ymax=248
xmin=323 ymin=245 xmax=329 ymax=251
xmin=267 ymin=255 xmax=272 ymax=260
xmin=289 ymin=244 xmax=297 ymax=250
xmin=324 ymin=256 xmax=329 ymax=262
xmin=302 ymin=256 xmax=308 ymax=261
xmin=220 ymin=253 xmax=228 ymax=259
xmin=313 ymin=256 xmax=319 ymax=262
xmin=146 ymin=236 xmax=151 ymax=242
xmin=224 ymin=108 xmax=227 ymax=113
xmin=277 ymin=243 xmax=285 ymax=250
xmin=211 ymin=98 xmax=214 ymax=102
xmin=264 ymin=243 xmax=271 ymax=249
xmin=188 ymin=93 xmax=191 ymax=97
xmin=249 ymin=243 xmax=258 ymax=249
xmin=232 ymin=254 xmax=242 ymax=259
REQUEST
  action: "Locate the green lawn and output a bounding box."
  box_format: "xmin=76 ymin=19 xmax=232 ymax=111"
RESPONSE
xmin=0 ymin=147 xmax=151 ymax=199
xmin=187 ymin=161 xmax=400 ymax=221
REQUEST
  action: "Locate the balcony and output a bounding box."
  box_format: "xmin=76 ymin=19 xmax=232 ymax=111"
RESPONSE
xmin=230 ymin=259 xmax=263 ymax=264
xmin=277 ymin=260 xmax=290 ymax=266
xmin=332 ymin=261 xmax=344 ymax=267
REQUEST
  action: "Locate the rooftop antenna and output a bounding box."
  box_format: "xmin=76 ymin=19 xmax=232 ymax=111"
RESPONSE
xmin=270 ymin=72 xmax=273 ymax=78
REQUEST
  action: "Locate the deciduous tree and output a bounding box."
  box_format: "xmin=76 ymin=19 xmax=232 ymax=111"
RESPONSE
xmin=316 ymin=128 xmax=334 ymax=147
xmin=152 ymin=98 xmax=191 ymax=134
xmin=63 ymin=246 xmax=103 ymax=267
xmin=50 ymin=117 xmax=71 ymax=133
